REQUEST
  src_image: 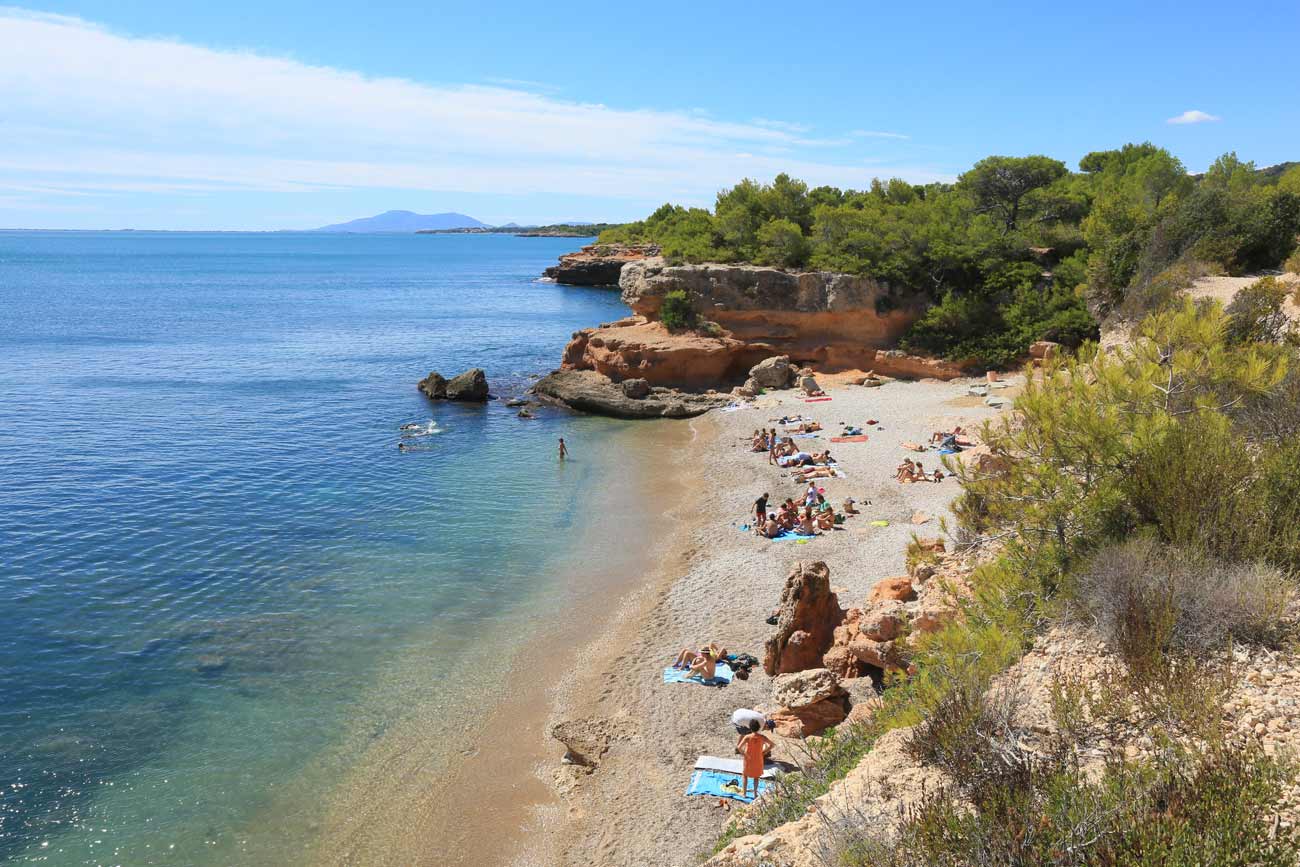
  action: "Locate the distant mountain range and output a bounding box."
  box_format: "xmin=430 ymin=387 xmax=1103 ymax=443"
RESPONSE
xmin=312 ymin=210 xmax=488 ymax=233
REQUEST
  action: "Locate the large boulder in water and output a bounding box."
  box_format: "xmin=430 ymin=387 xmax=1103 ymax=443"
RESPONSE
xmin=417 ymin=371 xmax=448 ymax=399
xmin=445 ymin=368 xmax=489 ymax=402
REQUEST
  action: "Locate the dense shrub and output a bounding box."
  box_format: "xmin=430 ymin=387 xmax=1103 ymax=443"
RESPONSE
xmin=1225 ymin=276 xmax=1294 ymax=344
xmin=657 ymin=289 xmax=696 ymax=331
xmin=1070 ymin=538 xmax=1289 ymax=656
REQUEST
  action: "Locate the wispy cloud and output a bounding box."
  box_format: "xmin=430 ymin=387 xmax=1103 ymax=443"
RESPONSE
xmin=0 ymin=7 xmax=950 ymax=226
xmin=849 ymin=129 xmax=910 ymax=140
xmin=1167 ymin=109 xmax=1221 ymax=125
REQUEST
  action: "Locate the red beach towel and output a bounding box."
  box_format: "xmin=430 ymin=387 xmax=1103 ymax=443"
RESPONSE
xmin=802 ymin=397 xmax=832 ymax=403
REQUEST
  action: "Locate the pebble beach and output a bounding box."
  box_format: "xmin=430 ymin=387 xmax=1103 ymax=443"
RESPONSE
xmin=521 ymin=372 xmax=1021 ymax=867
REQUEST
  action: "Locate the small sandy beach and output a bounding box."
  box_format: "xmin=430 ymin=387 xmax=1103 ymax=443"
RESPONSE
xmin=515 ymin=372 xmax=1020 ymax=867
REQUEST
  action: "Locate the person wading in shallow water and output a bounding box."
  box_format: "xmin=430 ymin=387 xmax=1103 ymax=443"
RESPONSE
xmin=558 ymin=437 xmax=568 ymax=461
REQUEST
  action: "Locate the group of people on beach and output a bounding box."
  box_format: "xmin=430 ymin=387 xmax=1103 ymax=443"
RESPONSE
xmin=896 ymin=458 xmax=945 ymax=484
xmin=750 ymin=483 xmax=843 ymax=538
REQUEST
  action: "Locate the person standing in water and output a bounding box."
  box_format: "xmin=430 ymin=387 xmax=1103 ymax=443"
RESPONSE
xmin=558 ymin=437 xmax=568 ymax=461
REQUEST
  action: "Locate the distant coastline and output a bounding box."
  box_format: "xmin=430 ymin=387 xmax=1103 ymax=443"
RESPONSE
xmin=417 ymin=223 xmax=619 ymax=238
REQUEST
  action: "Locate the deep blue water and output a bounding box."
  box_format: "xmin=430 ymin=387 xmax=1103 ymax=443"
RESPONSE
xmin=0 ymin=231 xmax=639 ymax=864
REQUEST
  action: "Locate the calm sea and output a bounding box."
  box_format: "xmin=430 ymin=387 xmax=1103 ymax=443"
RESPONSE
xmin=0 ymin=231 xmax=648 ymax=865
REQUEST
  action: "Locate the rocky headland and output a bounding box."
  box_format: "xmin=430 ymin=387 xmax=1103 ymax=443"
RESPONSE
xmin=542 ymin=243 xmax=661 ymax=286
xmin=534 ymin=256 xmax=966 ymax=416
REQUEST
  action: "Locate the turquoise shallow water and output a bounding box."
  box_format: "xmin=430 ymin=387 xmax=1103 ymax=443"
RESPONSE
xmin=0 ymin=231 xmax=644 ymax=864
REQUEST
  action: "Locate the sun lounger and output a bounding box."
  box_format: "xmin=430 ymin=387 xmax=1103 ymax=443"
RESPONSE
xmin=663 ymin=663 xmax=734 ymax=685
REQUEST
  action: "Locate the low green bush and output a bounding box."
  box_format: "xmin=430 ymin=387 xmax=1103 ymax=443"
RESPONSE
xmin=658 ymin=289 xmax=697 ymax=331
xmin=838 ymin=740 xmax=1296 ymax=867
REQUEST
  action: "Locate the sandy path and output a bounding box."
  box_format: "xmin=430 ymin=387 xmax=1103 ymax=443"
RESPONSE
xmin=513 ymin=374 xmax=1019 ymax=867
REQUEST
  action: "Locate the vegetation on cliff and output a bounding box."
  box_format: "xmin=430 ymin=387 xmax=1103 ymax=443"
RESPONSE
xmin=716 ymin=298 xmax=1300 ymax=863
xmin=602 ymin=148 xmax=1300 ymax=367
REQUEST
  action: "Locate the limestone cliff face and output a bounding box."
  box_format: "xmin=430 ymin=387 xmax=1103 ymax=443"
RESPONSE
xmin=556 ymin=259 xmax=964 ymax=390
xmin=619 ymin=258 xmax=926 ymax=368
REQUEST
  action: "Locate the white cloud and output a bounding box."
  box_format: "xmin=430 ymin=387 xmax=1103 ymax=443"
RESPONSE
xmin=1167 ymin=109 xmax=1221 ymax=125
xmin=849 ymin=129 xmax=910 ymax=140
xmin=0 ymin=6 xmax=949 ymax=218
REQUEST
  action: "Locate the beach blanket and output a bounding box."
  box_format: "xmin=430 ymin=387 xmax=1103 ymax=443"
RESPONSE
xmin=685 ymin=769 xmax=772 ymax=803
xmin=772 ymin=531 xmax=818 ymax=541
xmin=830 ymin=435 xmax=869 ymax=443
xmin=790 ymin=433 xmax=819 ymax=439
xmin=802 ymin=397 xmax=832 ymax=403
xmin=663 ymin=663 xmax=733 ymax=685
xmin=938 ymin=447 xmax=958 ymax=455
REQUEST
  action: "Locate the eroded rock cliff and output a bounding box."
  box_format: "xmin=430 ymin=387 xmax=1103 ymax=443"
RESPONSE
xmin=542 ymin=243 xmax=661 ymax=287
xmin=556 ymin=259 xmax=964 ymax=391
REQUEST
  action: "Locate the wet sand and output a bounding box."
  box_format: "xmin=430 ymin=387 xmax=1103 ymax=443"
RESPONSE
xmin=288 ymin=418 xmax=701 ymax=866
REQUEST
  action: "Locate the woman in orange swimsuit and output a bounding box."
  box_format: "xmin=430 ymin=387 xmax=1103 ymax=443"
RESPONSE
xmin=736 ymin=720 xmax=773 ymax=798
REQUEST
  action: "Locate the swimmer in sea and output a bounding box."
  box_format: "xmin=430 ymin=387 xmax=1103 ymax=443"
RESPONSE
xmin=558 ymin=437 xmax=568 ymax=461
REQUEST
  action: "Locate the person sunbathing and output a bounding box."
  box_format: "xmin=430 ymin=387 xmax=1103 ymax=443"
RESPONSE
xmin=791 ymin=420 xmax=822 ymax=433
xmin=798 ymin=507 xmax=820 ymax=536
xmin=812 ymin=450 xmax=835 ymax=465
xmin=794 ymin=466 xmax=837 ymax=481
xmin=842 ymin=497 xmax=860 ymax=514
xmin=672 ymin=642 xmax=725 ymax=673
xmin=682 ymin=645 xmax=726 ymax=680
xmin=930 ymin=425 xmax=967 ymax=444
xmin=761 ymin=514 xmax=781 ymax=538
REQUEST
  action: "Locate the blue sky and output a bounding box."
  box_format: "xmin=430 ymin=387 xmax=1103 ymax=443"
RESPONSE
xmin=2 ymin=1 xmax=1297 ymax=230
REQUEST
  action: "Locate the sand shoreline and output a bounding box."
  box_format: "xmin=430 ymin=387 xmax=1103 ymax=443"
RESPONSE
xmin=519 ymin=373 xmax=1019 ymax=867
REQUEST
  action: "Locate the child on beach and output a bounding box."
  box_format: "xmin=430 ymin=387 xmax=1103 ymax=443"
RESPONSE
xmin=558 ymin=438 xmax=568 ymax=460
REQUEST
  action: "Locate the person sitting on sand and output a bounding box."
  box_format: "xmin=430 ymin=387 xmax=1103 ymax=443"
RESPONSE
xmin=930 ymin=425 xmax=967 ymax=444
xmin=798 ymin=507 xmax=820 ymax=536
xmin=762 ymin=513 xmax=781 ymax=538
xmin=842 ymin=497 xmax=860 ymax=515
xmin=736 ymin=720 xmax=774 ymax=799
xmin=812 ymin=450 xmax=835 ymax=465
xmin=931 ymin=468 xmax=945 ymax=483
xmin=673 ymin=642 xmax=724 ymax=669
xmin=815 ymin=499 xmax=835 ymax=531
xmin=679 ymin=644 xmax=726 ymax=681
xmin=895 ymin=459 xmax=915 ymax=482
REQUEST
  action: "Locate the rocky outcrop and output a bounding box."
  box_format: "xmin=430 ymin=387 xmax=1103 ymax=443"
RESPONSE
xmin=532 ymin=368 xmax=729 ymax=419
xmin=553 ymin=260 xmax=965 ymax=394
xmin=543 ymin=243 xmax=661 ymax=286
xmin=418 ymin=368 xmax=489 ymax=402
xmin=445 ymin=368 xmax=489 ymax=401
xmin=417 ymin=371 xmax=448 ymax=399
xmin=560 ymin=317 xmax=770 ymax=389
xmin=764 ymin=562 xmax=846 ymax=676
xmin=768 ymin=668 xmax=850 ymax=738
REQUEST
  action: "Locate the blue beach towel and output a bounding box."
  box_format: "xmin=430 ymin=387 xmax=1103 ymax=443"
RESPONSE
xmin=772 ymin=530 xmax=817 ymax=542
xmin=686 ymin=769 xmax=771 ymax=803
xmin=663 ymin=663 xmax=734 ymax=685
xmin=938 ymin=448 xmax=958 ymax=455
